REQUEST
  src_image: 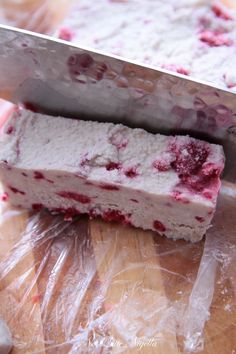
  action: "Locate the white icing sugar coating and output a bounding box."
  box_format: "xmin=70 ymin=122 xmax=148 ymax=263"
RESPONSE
xmin=55 ymin=0 xmax=236 ymax=91
xmin=0 ymin=109 xmax=224 ymax=242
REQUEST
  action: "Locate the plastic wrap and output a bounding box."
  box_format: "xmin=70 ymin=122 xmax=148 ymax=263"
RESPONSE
xmin=0 ymin=182 xmax=236 ymax=353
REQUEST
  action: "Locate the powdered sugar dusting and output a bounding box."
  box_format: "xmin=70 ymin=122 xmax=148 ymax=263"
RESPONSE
xmin=55 ymin=0 xmax=236 ymax=90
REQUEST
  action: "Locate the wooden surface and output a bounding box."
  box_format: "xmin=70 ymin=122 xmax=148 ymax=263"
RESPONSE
xmin=0 ymin=187 xmax=236 ymax=353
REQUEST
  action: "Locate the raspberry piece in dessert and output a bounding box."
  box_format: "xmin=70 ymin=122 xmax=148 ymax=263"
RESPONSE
xmin=199 ymin=30 xmax=233 ymax=47
xmin=0 ymin=108 xmax=224 ymax=242
xmin=211 ymin=3 xmax=233 ymax=20
xmin=58 ymin=27 xmax=74 ymax=41
xmin=162 ymin=64 xmax=189 ymax=76
xmin=1 ymin=192 xmax=9 ymax=202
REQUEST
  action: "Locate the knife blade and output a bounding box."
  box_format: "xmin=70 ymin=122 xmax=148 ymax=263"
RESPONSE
xmin=0 ymin=24 xmax=235 ymax=180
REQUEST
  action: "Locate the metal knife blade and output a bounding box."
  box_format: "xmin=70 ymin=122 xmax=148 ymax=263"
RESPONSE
xmin=0 ymin=25 xmax=235 ymax=180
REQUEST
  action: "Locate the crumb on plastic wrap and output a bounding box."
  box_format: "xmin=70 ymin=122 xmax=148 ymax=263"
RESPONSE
xmin=0 ymin=183 xmax=235 ymax=353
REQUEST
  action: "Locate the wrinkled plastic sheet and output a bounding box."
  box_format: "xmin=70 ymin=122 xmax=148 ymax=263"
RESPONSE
xmin=0 ymin=182 xmax=235 ymax=353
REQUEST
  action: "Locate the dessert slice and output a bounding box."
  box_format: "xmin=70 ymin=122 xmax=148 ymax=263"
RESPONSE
xmin=55 ymin=0 xmax=236 ymax=90
xmin=0 ymin=108 xmax=224 ymax=242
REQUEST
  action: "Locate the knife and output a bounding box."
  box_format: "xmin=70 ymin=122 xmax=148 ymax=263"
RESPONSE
xmin=0 ymin=24 xmax=235 ymax=180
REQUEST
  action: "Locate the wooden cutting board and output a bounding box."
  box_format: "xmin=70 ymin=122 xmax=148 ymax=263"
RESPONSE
xmin=0 ymin=187 xmax=235 ymax=353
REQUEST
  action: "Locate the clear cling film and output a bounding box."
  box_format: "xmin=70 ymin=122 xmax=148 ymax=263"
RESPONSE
xmin=0 ymin=183 xmax=236 ymax=353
